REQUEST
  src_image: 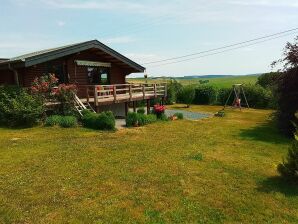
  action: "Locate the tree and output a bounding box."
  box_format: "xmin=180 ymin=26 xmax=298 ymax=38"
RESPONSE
xmin=256 ymin=72 xmax=280 ymax=88
xmin=277 ymin=113 xmax=298 ymax=181
xmin=272 ymin=36 xmax=298 ymax=136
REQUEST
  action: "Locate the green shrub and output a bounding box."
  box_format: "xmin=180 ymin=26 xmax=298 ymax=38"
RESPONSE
xmin=256 ymin=72 xmax=280 ymax=88
xmin=159 ymin=113 xmax=169 ymax=121
xmin=174 ymin=113 xmax=184 ymax=120
xmin=45 ymin=115 xmax=62 ymax=126
xmin=165 ymin=79 xmax=183 ymax=105
xmin=59 ymin=116 xmax=77 ymax=128
xmin=126 ymin=112 xmax=157 ymax=127
xmin=193 ymin=85 xmax=217 ymax=105
xmin=178 ymin=85 xmax=195 ymax=107
xmin=126 ymin=112 xmax=139 ymax=127
xmin=82 ymin=111 xmax=115 ymax=130
xmin=0 ymin=86 xmax=44 ymax=127
xmin=137 ymin=108 xmax=145 ymax=114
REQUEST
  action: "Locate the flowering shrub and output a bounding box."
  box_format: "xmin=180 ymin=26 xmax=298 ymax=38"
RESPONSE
xmin=153 ymin=104 xmax=166 ymax=114
xmin=31 ymin=74 xmax=78 ymax=115
xmin=31 ymin=74 xmax=59 ymax=100
xmin=153 ymin=104 xmax=166 ymax=119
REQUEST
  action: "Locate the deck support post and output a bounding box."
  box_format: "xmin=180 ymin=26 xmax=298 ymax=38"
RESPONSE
xmin=142 ymin=85 xmax=145 ymax=99
xmin=94 ymin=86 xmax=98 ymax=107
xmin=133 ymin=101 xmax=136 ymax=112
xmin=161 ymin=97 xmax=165 ymax=106
xmin=125 ymin=102 xmax=128 ymax=116
xmin=113 ymin=85 xmax=117 ymax=102
xmin=146 ymin=99 xmax=150 ymax=114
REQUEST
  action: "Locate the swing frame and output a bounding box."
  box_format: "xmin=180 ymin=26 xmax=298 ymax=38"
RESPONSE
xmin=223 ymin=84 xmax=249 ymax=110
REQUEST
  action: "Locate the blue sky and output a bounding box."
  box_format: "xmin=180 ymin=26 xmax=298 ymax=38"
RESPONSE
xmin=1 ymin=0 xmax=298 ymax=77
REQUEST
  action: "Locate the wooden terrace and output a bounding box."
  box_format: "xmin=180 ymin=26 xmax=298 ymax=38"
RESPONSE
xmin=79 ymin=83 xmax=167 ymax=107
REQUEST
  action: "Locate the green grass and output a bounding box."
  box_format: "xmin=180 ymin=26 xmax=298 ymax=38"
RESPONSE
xmin=129 ymin=75 xmax=258 ymax=88
xmin=0 ymin=105 xmax=297 ymax=223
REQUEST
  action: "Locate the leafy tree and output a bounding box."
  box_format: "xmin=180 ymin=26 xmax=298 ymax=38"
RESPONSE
xmin=272 ymin=36 xmax=298 ymax=136
xmin=256 ymin=72 xmax=280 ymax=88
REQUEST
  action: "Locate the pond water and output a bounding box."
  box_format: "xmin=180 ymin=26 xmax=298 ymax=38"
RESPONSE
xmin=165 ymin=109 xmax=211 ymax=120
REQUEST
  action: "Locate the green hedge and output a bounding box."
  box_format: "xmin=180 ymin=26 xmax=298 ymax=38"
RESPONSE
xmin=82 ymin=110 xmax=115 ymax=130
xmin=45 ymin=115 xmax=77 ymax=128
xmin=193 ymin=85 xmax=217 ymax=105
xmin=126 ymin=112 xmax=157 ymax=127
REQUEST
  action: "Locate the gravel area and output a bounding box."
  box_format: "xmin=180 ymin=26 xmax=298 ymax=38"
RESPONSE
xmin=165 ymin=109 xmax=211 ymax=120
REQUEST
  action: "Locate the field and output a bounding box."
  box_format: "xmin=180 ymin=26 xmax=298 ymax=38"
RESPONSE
xmin=129 ymin=75 xmax=258 ymax=88
xmin=0 ymin=105 xmax=297 ymax=223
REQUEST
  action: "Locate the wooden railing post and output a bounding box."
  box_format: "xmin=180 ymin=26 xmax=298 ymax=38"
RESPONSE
xmin=113 ymin=85 xmax=117 ymax=101
xmin=94 ymin=86 xmax=98 ymax=106
xmin=129 ymin=84 xmax=132 ymax=101
xmin=154 ymin=84 xmax=157 ymax=97
xmin=164 ymin=83 xmax=167 ymax=98
xmin=142 ymin=84 xmax=145 ymax=99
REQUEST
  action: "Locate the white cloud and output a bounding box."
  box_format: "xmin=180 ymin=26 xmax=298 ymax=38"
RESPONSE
xmin=57 ymin=21 xmax=66 ymax=27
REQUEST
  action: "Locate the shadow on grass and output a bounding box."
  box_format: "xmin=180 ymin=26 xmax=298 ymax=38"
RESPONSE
xmin=257 ymin=176 xmax=298 ymax=197
xmin=239 ymin=120 xmax=289 ymax=145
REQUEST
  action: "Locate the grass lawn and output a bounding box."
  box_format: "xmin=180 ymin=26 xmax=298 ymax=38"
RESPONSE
xmin=0 ymin=105 xmax=297 ymax=223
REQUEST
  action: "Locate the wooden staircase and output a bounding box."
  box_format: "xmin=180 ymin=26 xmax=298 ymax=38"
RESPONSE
xmin=74 ymin=95 xmax=95 ymax=116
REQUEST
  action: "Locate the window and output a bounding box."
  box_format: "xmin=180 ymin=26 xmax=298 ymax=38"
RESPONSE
xmin=46 ymin=63 xmax=68 ymax=83
xmin=87 ymin=67 xmax=110 ymax=85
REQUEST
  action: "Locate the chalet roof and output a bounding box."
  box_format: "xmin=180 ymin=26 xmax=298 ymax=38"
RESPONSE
xmin=0 ymin=40 xmax=145 ymax=72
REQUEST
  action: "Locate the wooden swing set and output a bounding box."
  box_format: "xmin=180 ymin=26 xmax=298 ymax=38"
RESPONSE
xmin=223 ymin=84 xmax=249 ymax=110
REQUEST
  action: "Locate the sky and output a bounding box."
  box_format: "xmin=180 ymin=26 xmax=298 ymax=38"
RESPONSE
xmin=0 ymin=0 xmax=298 ymax=77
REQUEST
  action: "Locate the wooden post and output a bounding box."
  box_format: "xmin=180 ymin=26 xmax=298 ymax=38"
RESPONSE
xmin=86 ymin=86 xmax=90 ymax=103
xmin=164 ymin=83 xmax=167 ymax=98
xmin=129 ymin=85 xmax=132 ymax=101
xmin=133 ymin=101 xmax=136 ymax=112
xmin=113 ymin=85 xmax=117 ymax=101
xmin=94 ymin=86 xmax=98 ymax=107
xmin=154 ymin=84 xmax=157 ymax=98
xmin=142 ymin=84 xmax=145 ymax=99
xmin=146 ymin=99 xmax=150 ymax=114
xmin=125 ymin=102 xmax=128 ymax=116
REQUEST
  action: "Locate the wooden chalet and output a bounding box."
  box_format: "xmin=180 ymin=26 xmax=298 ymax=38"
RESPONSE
xmin=0 ymin=40 xmax=167 ymax=117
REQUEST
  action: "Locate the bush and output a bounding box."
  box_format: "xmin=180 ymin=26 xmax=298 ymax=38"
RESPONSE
xmin=126 ymin=112 xmax=157 ymax=127
xmin=45 ymin=115 xmax=62 ymax=126
xmin=174 ymin=112 xmax=184 ymax=120
xmin=178 ymin=85 xmax=195 ymax=107
xmin=193 ymin=85 xmax=217 ymax=105
xmin=137 ymin=108 xmax=145 ymax=114
xmin=0 ymin=86 xmax=44 ymax=127
xmin=59 ymin=116 xmax=77 ymax=128
xmin=82 ymin=110 xmax=115 ymax=130
xmin=165 ymin=79 xmax=183 ymax=105
xmin=159 ymin=113 xmax=169 ymax=121
xmin=243 ymin=84 xmax=274 ymax=109
xmin=217 ymin=88 xmax=233 ymax=105
xmin=277 ymin=140 xmax=298 ymax=181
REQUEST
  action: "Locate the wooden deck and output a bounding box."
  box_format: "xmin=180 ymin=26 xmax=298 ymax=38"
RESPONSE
xmin=79 ymin=83 xmax=167 ymax=106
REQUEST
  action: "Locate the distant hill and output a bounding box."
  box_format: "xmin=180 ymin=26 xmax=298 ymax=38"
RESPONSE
xmin=149 ymin=74 xmax=261 ymax=80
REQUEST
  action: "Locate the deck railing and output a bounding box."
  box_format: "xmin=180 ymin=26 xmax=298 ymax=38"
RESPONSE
xmin=78 ymin=83 xmax=167 ymax=106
